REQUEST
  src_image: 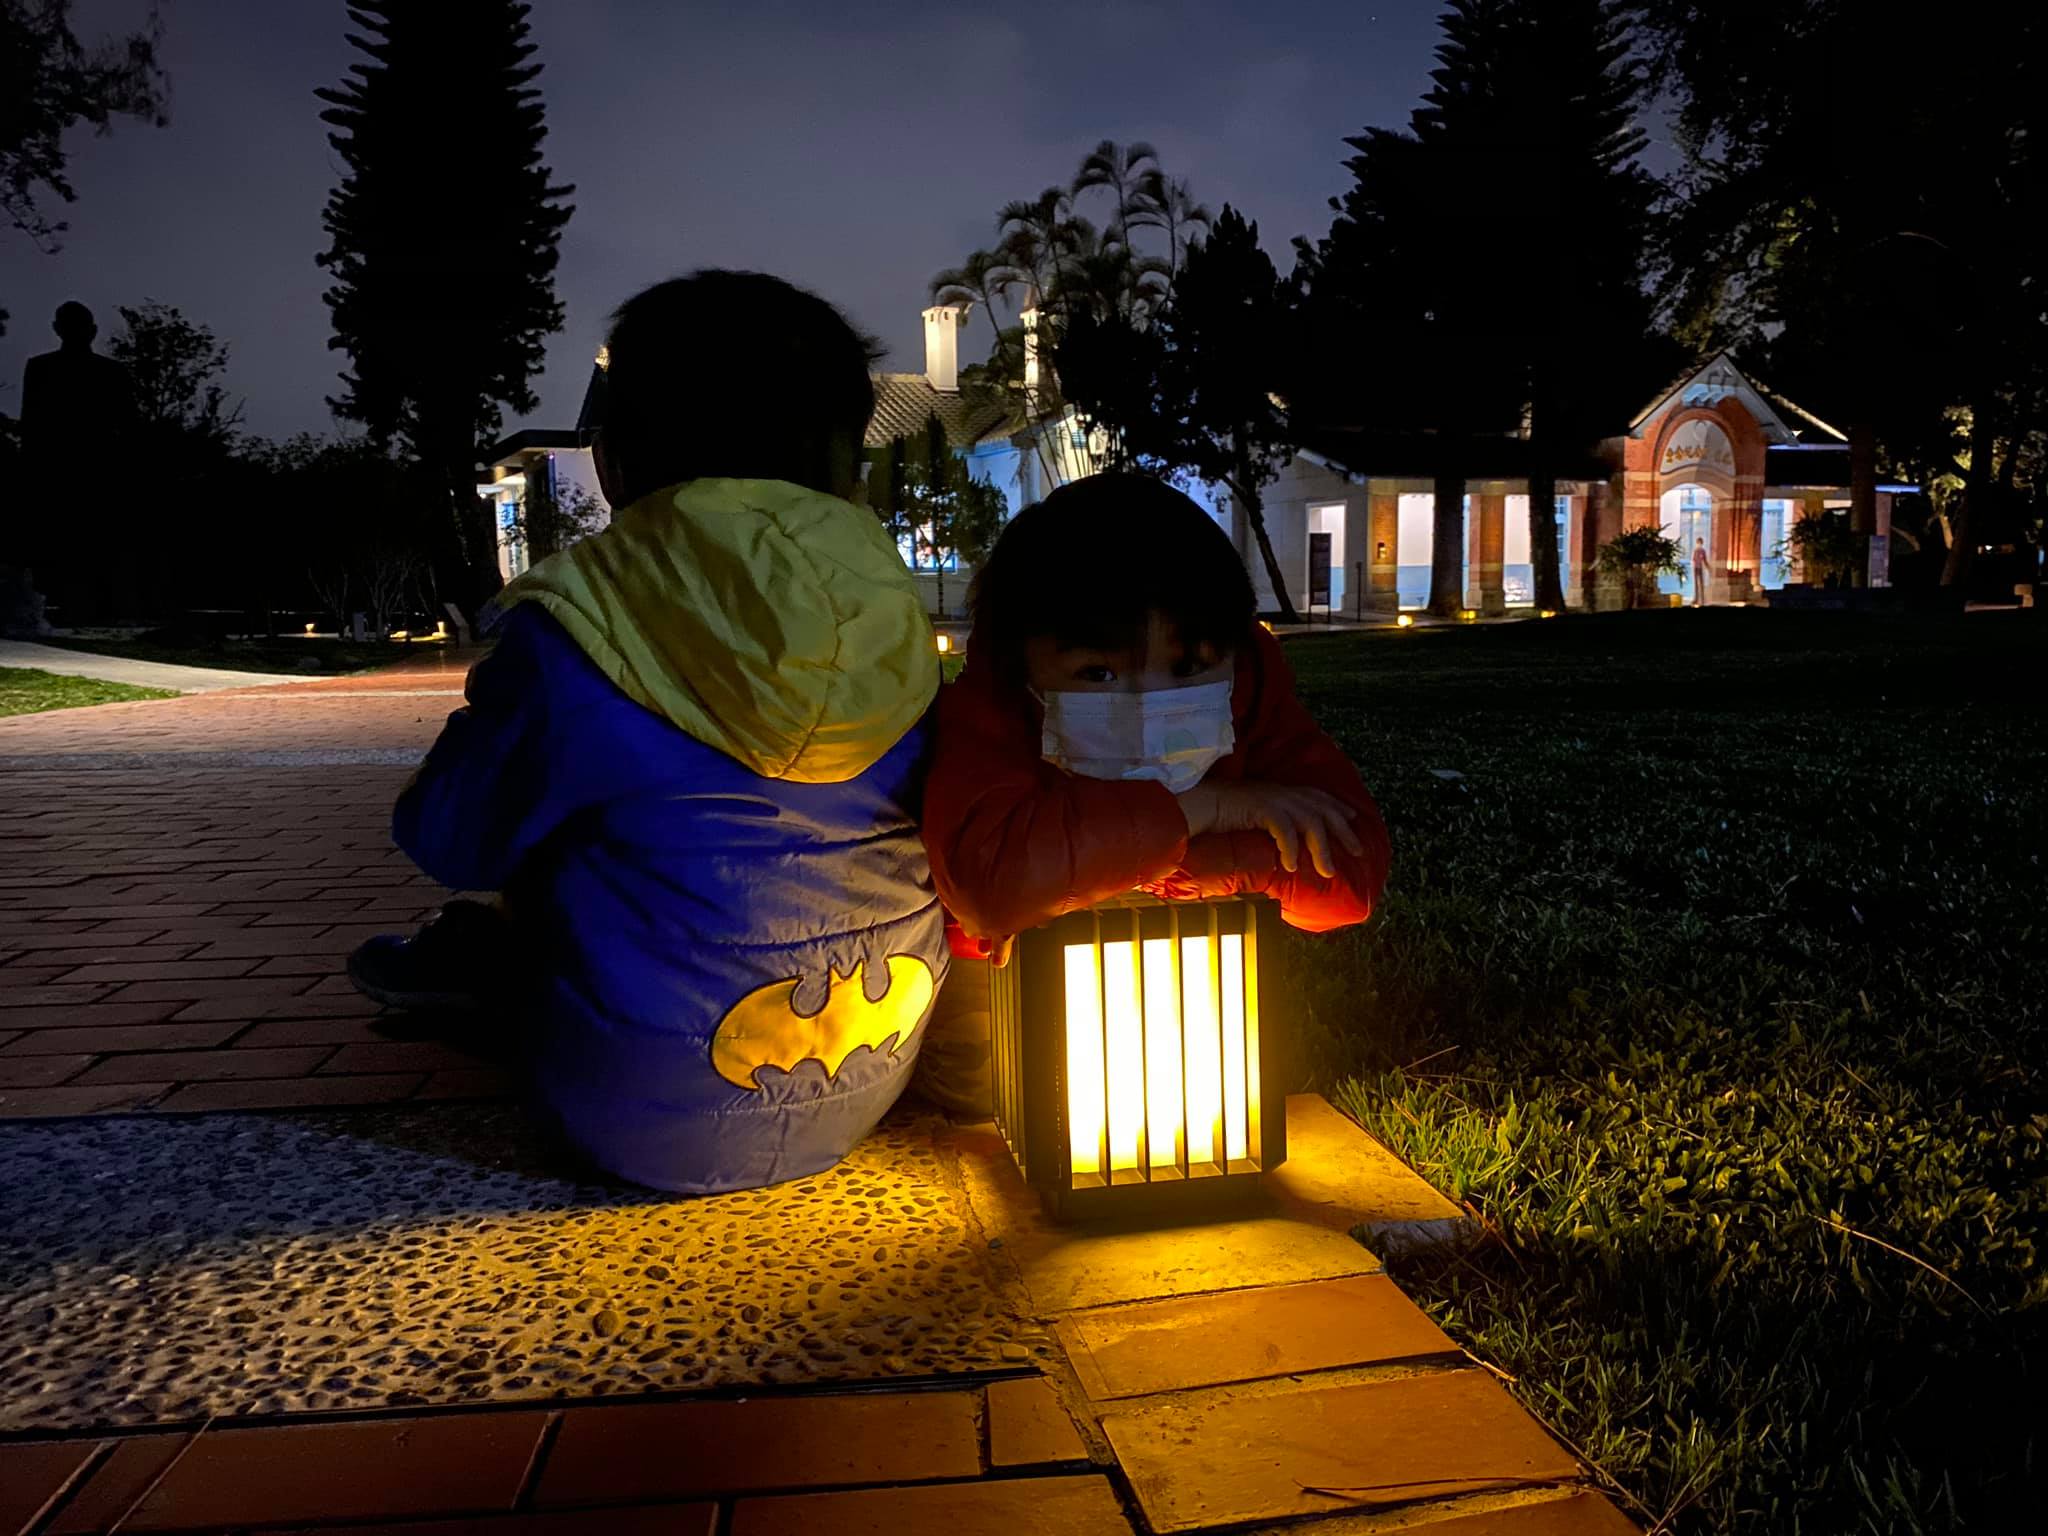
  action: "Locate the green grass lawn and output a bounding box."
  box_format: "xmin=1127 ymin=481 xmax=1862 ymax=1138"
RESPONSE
xmin=0 ymin=666 xmax=178 ymax=718
xmin=35 ymin=632 xmax=420 ymax=676
xmin=1283 ymin=609 xmax=2046 ymax=1535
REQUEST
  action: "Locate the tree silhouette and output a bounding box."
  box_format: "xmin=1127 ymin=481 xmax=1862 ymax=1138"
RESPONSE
xmin=1159 ymin=208 xmax=1298 ymax=621
xmin=1638 ymin=1 xmax=2048 ymax=590
xmin=1297 ymin=121 xmax=1509 ymax=616
xmin=315 ymin=0 xmax=572 ymax=611
xmin=0 ymin=0 xmax=168 ymax=264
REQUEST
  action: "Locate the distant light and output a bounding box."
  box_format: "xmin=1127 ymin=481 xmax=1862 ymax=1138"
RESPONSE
xmin=1259 ymin=619 xmax=1274 ymax=632
xmin=304 ymin=623 xmax=316 ymax=636
xmin=1539 ymin=609 xmax=1558 ymax=619
xmin=1459 ymin=609 xmax=1478 ymax=624
xmin=594 ymin=344 xmax=610 ymax=370
xmin=1395 ymin=614 xmax=1416 ymax=629
xmin=935 ymin=633 xmax=952 ymax=654
xmin=434 ymin=621 xmax=449 ymax=639
xmin=389 ymin=630 xmax=409 ymax=640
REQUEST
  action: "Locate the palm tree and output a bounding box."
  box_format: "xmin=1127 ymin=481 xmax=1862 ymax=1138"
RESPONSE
xmin=1072 ymin=139 xmax=1159 ymax=253
xmin=1132 ymin=170 xmax=1213 ymax=291
xmin=930 ymin=247 xmax=1016 ymax=356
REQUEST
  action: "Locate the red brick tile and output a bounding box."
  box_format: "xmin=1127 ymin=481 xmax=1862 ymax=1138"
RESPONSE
xmin=1383 ymin=1491 xmax=1642 ymax=1535
xmin=0 ymin=1440 xmax=101 ymax=1535
xmin=116 ymin=1412 xmax=549 ymax=1532
xmin=76 ymin=1046 xmax=333 ymax=1085
xmin=1058 ymin=1274 xmax=1456 ymax=1401
xmin=730 ymin=1476 xmax=1132 ymax=1536
xmin=986 ymin=1378 xmax=1090 ymax=1468
xmin=256 ymin=993 xmax=386 ymax=1021
xmin=0 ymin=1021 xmax=243 ymax=1055
xmin=0 ymin=984 xmax=116 ymax=1009
xmin=248 ymin=954 xmax=349 ymax=977
xmin=536 ymin=1393 xmax=983 ymax=1507
xmin=0 ymin=927 xmax=129 ymax=951
xmin=104 ymin=977 xmax=316 ymax=1005
xmin=260 ymin=1508 xmax=717 ymax=1536
xmin=185 ymin=929 xmax=344 ymax=960
xmin=0 ymin=1053 xmax=94 ymax=1087
xmin=233 ymin=1018 xmax=391 ymax=1048
xmin=43 ymin=903 xmax=222 ymax=922
xmin=44 ymin=1433 xmax=191 ymax=1534
xmin=1101 ymin=1370 xmax=1581 ymax=1533
xmin=0 ymin=966 xmax=70 ymax=987
xmin=321 ymin=1040 xmax=483 ymax=1076
xmin=417 ymin=1067 xmax=515 ymax=1102
xmin=0 ymin=1001 xmax=183 ymax=1030
xmin=0 ymin=1082 xmax=172 ymax=1117
xmin=9 ymin=946 xmax=206 ymax=969
xmin=155 ymin=1073 xmax=425 ymax=1113
xmin=53 ymin=958 xmax=261 ymax=986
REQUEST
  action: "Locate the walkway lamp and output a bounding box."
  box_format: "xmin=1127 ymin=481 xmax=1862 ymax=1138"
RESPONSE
xmin=988 ymin=894 xmax=1288 ymax=1221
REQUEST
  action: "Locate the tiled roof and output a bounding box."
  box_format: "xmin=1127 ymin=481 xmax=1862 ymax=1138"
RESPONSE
xmin=867 ymin=373 xmax=1014 ymax=450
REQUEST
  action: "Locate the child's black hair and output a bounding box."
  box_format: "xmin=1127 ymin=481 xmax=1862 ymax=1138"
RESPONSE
xmin=969 ymin=473 xmax=1257 ymax=685
xmin=595 ymin=270 xmax=880 ymax=498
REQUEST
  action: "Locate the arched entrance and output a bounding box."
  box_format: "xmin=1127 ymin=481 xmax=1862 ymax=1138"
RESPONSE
xmin=1624 ymin=397 xmax=1770 ymax=604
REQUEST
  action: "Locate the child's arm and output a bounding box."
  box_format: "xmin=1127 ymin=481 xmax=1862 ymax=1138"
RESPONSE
xmin=392 ymin=610 xmax=590 ymax=893
xmin=1156 ymin=627 xmax=1392 ymax=933
xmin=923 ymin=661 xmax=1191 ymax=942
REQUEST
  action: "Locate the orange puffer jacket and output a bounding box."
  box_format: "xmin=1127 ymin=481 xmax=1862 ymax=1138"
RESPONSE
xmin=924 ymin=624 xmax=1392 ymax=952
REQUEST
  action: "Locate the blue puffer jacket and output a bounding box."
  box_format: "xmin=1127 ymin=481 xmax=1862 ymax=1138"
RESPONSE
xmin=394 ymin=479 xmax=948 ymax=1194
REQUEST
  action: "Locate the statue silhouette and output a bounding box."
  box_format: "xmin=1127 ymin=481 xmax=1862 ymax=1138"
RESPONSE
xmin=17 ymin=302 xmax=137 ymax=624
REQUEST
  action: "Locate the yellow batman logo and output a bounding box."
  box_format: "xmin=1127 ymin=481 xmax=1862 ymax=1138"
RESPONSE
xmin=710 ymin=955 xmax=935 ymax=1091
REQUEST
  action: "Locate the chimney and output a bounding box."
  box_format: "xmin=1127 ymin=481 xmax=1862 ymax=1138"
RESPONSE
xmin=922 ymin=304 xmax=965 ymax=394
xmin=1021 ymin=305 xmax=1041 ymax=396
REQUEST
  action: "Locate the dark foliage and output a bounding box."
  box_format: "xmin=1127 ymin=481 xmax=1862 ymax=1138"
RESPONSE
xmin=315 ymin=0 xmax=572 ymax=610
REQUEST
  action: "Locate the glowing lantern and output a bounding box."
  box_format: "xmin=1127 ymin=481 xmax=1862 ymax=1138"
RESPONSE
xmin=936 ymin=633 xmax=953 ymax=655
xmin=1395 ymin=614 xmax=1416 ymax=629
xmin=988 ymin=893 xmax=1287 ymax=1220
xmin=304 ymin=623 xmax=317 ymax=636
xmin=1458 ymin=609 xmax=1479 ymax=624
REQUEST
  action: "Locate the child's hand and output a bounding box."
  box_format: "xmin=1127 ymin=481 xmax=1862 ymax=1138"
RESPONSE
xmin=1177 ymin=782 xmax=1363 ymax=878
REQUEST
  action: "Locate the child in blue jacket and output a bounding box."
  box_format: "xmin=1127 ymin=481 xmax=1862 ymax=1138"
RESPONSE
xmin=349 ymin=271 xmax=949 ymax=1195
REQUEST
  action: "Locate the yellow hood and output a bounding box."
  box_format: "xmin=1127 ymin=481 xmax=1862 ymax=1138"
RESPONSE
xmin=498 ymin=478 xmax=937 ymax=783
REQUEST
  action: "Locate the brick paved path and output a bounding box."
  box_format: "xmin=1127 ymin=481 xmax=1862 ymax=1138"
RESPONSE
xmin=0 ymin=666 xmax=479 ymax=1116
xmin=0 ymin=661 xmax=1640 ymax=1535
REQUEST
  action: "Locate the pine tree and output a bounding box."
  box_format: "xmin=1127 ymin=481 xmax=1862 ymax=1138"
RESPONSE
xmin=1472 ymin=0 xmax=1658 ymax=612
xmin=1297 ymin=0 xmax=1661 ymax=614
xmin=1160 ymin=207 xmax=1300 ymax=621
xmin=315 ymin=1 xmax=572 ymax=610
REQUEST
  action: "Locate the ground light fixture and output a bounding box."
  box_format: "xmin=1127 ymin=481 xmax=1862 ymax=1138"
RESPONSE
xmin=936 ymin=633 xmax=952 ymax=654
xmin=304 ymin=623 xmax=317 ymax=636
xmin=1395 ymin=614 xmax=1416 ymax=629
xmin=988 ymin=892 xmax=1287 ymax=1220
xmin=1459 ymin=609 xmax=1479 ymax=623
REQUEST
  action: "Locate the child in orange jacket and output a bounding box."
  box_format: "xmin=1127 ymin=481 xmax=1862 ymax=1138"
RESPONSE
xmin=913 ymin=474 xmax=1392 ymax=1115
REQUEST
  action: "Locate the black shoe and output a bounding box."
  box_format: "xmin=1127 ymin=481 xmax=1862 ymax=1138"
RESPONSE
xmin=346 ymin=899 xmax=506 ymax=1012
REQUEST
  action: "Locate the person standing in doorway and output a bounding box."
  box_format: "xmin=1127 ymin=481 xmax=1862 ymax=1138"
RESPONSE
xmin=1691 ymin=537 xmax=1710 ymax=607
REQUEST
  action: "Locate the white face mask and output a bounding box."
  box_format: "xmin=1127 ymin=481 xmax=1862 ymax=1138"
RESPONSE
xmin=1038 ymin=679 xmax=1236 ymax=794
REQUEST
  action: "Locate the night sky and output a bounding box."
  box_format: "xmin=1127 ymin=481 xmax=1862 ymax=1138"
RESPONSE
xmin=5 ymin=0 xmax=1561 ymax=443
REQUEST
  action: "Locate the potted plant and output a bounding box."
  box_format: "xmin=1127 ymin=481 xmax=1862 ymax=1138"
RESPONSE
xmin=1594 ymin=526 xmax=1684 ymax=610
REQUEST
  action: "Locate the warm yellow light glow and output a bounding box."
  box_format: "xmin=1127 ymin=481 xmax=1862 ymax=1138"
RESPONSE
xmin=1395 ymin=613 xmax=1416 ymax=629
xmin=304 ymin=623 xmax=317 ymax=636
xmin=1220 ymin=933 xmax=1248 ymax=1162
xmin=1064 ymin=945 xmax=1104 ymax=1177
xmin=434 ymin=621 xmax=448 ymax=638
xmin=1459 ymin=609 xmax=1478 ymax=623
xmin=1141 ymin=937 xmax=1183 ymax=1173
xmin=1061 ymin=916 xmax=1258 ymax=1189
xmin=389 ymin=630 xmax=410 ymax=641
xmin=1259 ymin=619 xmax=1274 ymax=632
xmin=935 ymin=633 xmax=952 ymax=654
xmin=1101 ymin=941 xmax=1145 ymax=1174
xmin=1181 ymin=935 xmax=1224 ymax=1168
xmin=1539 ymin=609 xmax=1558 ymax=620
